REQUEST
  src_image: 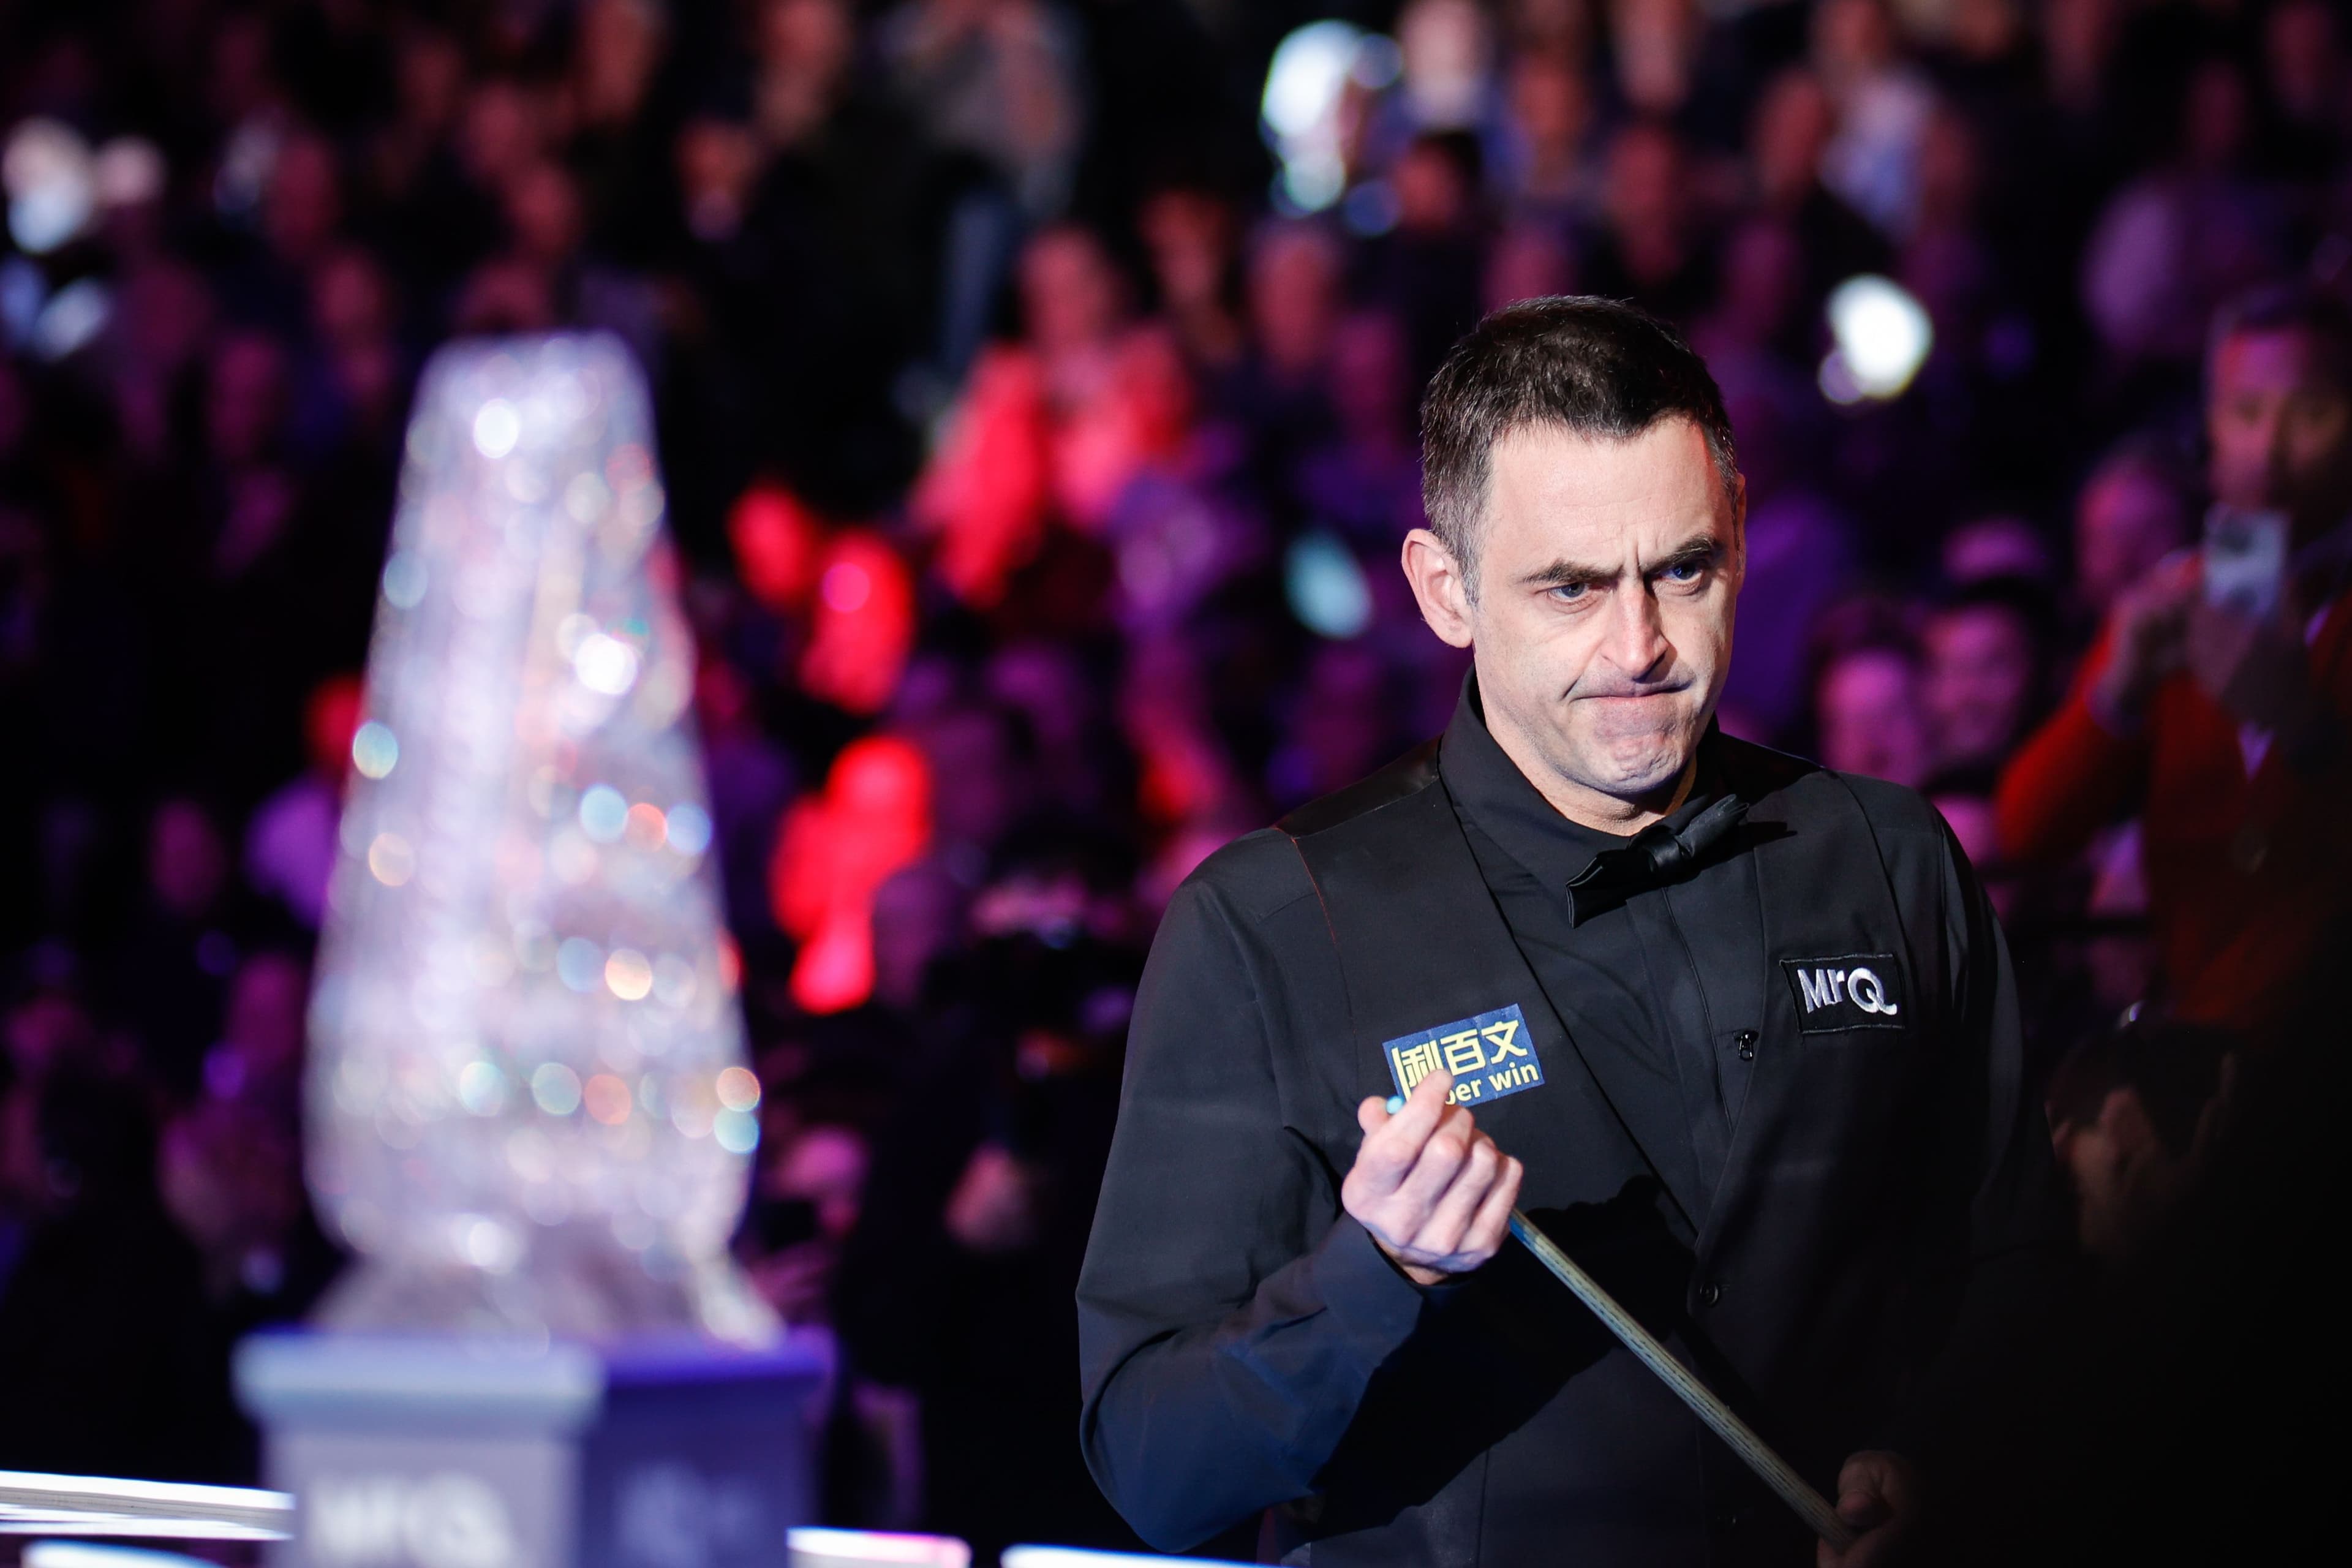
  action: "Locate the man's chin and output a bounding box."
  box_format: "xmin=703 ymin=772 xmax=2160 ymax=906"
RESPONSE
xmin=1570 ymin=719 xmax=1700 ymax=799
xmin=1591 ymin=754 xmax=1690 ymax=801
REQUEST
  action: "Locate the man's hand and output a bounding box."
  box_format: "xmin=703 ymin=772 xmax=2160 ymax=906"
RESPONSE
xmin=944 ymin=1143 xmax=1041 ymax=1254
xmin=1343 ymin=1072 xmax=1523 ymax=1286
xmin=2089 ymin=552 xmax=2199 ymax=731
xmin=1817 ymin=1449 xmax=1920 ymax=1568
xmin=2185 ymin=597 xmax=2323 ymax=737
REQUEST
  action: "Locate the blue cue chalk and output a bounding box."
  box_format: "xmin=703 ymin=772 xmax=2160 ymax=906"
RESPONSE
xmin=1384 ymin=1095 xmax=1405 ymax=1114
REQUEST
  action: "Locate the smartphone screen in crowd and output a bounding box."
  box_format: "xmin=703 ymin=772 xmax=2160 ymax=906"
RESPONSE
xmin=2203 ymin=505 xmax=2290 ymax=621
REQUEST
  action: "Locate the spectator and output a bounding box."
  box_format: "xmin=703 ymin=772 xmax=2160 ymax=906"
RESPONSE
xmin=1294 ymin=310 xmax=1423 ymax=552
xmin=1923 ymin=578 xmax=2051 ymax=773
xmin=202 ymin=949 xmax=309 ymax=1115
xmin=1396 ymin=0 xmax=1499 ymax=134
xmin=1360 ymin=129 xmax=1489 ymax=385
xmin=879 ymin=0 xmax=1083 ymax=222
xmin=1018 ymin=222 xmax=1131 ymax=527
xmin=745 ymin=1120 xmax=871 ymax=1329
xmin=2000 ymin=287 xmax=2352 ymax=1031
xmin=158 ymin=1093 xmax=337 ymax=1340
xmin=1813 ymin=0 xmax=1937 ymax=239
xmin=1495 ymin=48 xmax=1592 ymax=224
xmin=1812 ymin=624 xmax=1935 ymax=786
xmin=1747 ymin=66 xmax=1891 ymax=323
xmin=2073 ymin=440 xmax=2195 ymax=620
xmin=1582 ymin=119 xmax=1714 ymax=326
xmin=1136 ymin=183 xmax=1245 ymax=374
xmin=2256 ymin=0 xmax=2348 ymax=179
xmin=1093 ymin=327 xmax=1263 ymax=636
xmin=2081 ymin=58 xmax=2286 ymax=374
xmin=113 ymin=799 xmax=241 ymax=1098
xmin=1220 ymin=220 xmax=1344 ymax=490
xmin=2045 ymin=1012 xmax=2233 ymax=1265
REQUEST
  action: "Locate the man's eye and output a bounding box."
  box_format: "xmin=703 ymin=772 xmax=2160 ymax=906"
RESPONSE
xmin=1549 ymin=582 xmax=1589 ymax=601
xmin=1662 ymin=560 xmax=1705 ymax=584
xmin=2291 ymin=394 xmax=2351 ymax=433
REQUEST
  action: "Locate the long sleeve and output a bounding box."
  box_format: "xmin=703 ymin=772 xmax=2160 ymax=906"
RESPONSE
xmin=1885 ymin=821 xmax=2079 ymax=1466
xmin=1076 ymin=864 xmax=1429 ymax=1552
xmin=1996 ymin=629 xmax=2150 ymax=865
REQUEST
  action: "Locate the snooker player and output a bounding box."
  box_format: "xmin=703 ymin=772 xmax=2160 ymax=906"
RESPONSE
xmin=1076 ymin=298 xmax=2070 ymax=1566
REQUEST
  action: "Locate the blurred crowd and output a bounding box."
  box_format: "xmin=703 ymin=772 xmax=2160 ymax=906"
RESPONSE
xmin=4 ymin=0 xmax=2351 ymax=1556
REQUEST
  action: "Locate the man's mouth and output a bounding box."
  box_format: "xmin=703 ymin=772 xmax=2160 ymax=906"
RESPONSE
xmin=1574 ymin=686 xmax=1689 ymax=704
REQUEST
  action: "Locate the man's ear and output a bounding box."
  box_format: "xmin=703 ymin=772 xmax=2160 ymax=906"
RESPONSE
xmin=1728 ymin=473 xmax=1749 ymax=585
xmin=1401 ymin=528 xmax=1476 ymax=649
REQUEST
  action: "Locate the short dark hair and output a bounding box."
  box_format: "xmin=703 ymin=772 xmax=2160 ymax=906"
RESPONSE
xmin=1936 ymin=573 xmax=2057 ymax=650
xmin=1419 ymin=296 xmax=1740 ymax=594
xmin=2207 ymin=283 xmax=2352 ymax=391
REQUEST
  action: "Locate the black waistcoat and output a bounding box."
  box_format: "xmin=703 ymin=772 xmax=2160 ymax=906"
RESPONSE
xmin=1268 ymin=736 xmax=1963 ymax=1567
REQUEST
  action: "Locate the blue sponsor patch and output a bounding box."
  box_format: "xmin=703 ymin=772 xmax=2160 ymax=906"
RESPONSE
xmin=1382 ymin=1003 xmax=1545 ymax=1107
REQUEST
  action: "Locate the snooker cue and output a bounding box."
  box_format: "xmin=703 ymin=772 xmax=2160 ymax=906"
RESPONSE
xmin=1506 ymin=1210 xmax=1858 ymax=1550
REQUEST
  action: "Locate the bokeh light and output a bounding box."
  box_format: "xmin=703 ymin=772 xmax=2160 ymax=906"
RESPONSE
xmin=530 ymin=1062 xmax=582 ymax=1116
xmin=715 ymin=1066 xmax=761 ymax=1112
xmin=603 ymin=947 xmax=653 ymax=1001
xmin=1285 ymin=532 xmax=1374 ymax=639
xmin=4 ymin=118 xmax=95 ymax=254
xmin=1821 ymin=276 xmax=1934 ymax=404
xmin=350 ymin=721 xmax=399 ymax=780
xmin=1262 ymin=23 xmax=1394 ymax=214
xmin=30 ymin=278 xmax=110 ymax=363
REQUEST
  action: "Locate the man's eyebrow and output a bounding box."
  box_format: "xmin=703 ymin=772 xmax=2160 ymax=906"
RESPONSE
xmin=1515 ymin=558 xmax=1616 ymax=588
xmin=1514 ymin=536 xmax=1724 ymax=589
xmin=1649 ymin=535 xmax=1724 ymax=573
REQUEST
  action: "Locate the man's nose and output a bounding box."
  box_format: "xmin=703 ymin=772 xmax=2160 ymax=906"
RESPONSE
xmin=2259 ymin=407 xmax=2297 ymax=503
xmin=1600 ymin=583 xmax=1672 ymax=677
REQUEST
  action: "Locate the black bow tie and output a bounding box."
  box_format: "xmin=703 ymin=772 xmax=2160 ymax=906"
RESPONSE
xmin=1564 ymin=793 xmax=1749 ymax=924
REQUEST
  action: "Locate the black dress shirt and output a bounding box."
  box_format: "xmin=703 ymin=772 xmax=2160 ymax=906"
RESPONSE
xmin=1441 ymin=686 xmax=1762 ymax=1228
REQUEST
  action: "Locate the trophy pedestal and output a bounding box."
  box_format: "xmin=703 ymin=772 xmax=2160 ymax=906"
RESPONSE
xmin=236 ymin=1333 xmax=824 ymax=1568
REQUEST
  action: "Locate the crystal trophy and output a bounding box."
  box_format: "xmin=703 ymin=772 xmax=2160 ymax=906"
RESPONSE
xmin=304 ymin=333 xmax=774 ymax=1347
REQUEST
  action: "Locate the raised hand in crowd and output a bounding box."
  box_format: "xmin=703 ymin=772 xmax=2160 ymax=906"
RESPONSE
xmin=2087 ymin=552 xmax=2198 ymax=733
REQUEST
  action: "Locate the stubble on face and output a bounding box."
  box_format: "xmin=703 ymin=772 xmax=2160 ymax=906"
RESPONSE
xmin=1465 ymin=419 xmax=1741 ymax=831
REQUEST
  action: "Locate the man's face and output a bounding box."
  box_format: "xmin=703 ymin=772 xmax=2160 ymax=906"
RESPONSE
xmin=1816 ymin=649 xmax=1931 ymax=786
xmin=2075 ymin=467 xmax=2186 ymax=613
xmin=2206 ymin=326 xmax=2352 ymax=529
xmin=1924 ymin=604 xmax=2035 ymax=768
xmin=1420 ymin=420 xmax=1741 ymax=815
